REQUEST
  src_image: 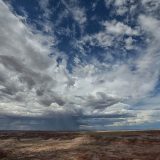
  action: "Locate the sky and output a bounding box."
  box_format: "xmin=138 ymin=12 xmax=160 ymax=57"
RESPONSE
xmin=0 ymin=0 xmax=160 ymax=131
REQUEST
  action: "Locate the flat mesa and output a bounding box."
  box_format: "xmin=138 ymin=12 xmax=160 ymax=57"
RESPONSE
xmin=0 ymin=130 xmax=160 ymax=160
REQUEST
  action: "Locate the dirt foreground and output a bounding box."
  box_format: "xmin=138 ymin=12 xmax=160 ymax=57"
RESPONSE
xmin=0 ymin=130 xmax=160 ymax=160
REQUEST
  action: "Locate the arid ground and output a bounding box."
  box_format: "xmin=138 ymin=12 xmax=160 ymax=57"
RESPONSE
xmin=0 ymin=130 xmax=160 ymax=160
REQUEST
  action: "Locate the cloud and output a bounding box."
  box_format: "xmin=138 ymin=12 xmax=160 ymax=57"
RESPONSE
xmin=142 ymin=0 xmax=160 ymax=16
xmin=104 ymin=0 xmax=129 ymax=16
xmin=77 ymin=19 xmax=139 ymax=53
xmin=103 ymin=20 xmax=139 ymax=36
xmin=0 ymin=113 xmax=79 ymax=131
xmin=85 ymin=92 xmax=121 ymax=110
xmin=61 ymin=0 xmax=87 ymax=26
xmin=0 ymin=0 xmax=160 ymax=130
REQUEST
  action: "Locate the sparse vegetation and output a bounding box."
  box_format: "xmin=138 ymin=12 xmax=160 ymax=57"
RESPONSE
xmin=0 ymin=131 xmax=160 ymax=160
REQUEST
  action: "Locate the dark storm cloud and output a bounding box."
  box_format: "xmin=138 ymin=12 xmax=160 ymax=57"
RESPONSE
xmin=0 ymin=55 xmax=25 ymax=72
xmin=85 ymin=92 xmax=121 ymax=109
xmin=0 ymin=55 xmax=55 ymax=89
xmin=0 ymin=55 xmax=37 ymax=89
xmin=0 ymin=113 xmax=80 ymax=131
xmin=82 ymin=113 xmax=133 ymax=119
xmin=39 ymin=91 xmax=66 ymax=106
xmin=78 ymin=111 xmax=135 ymax=129
xmin=0 ymin=87 xmax=17 ymax=96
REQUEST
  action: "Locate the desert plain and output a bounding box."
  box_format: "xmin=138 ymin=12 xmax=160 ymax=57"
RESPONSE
xmin=0 ymin=130 xmax=160 ymax=160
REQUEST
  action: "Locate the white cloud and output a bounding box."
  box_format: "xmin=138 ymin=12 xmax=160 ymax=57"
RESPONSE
xmin=61 ymin=0 xmax=87 ymax=25
xmin=78 ymin=20 xmax=139 ymax=52
xmin=103 ymin=20 xmax=139 ymax=36
xmin=114 ymin=0 xmax=127 ymax=6
xmin=139 ymin=15 xmax=160 ymax=39
xmin=71 ymin=7 xmax=87 ymax=25
xmin=80 ymin=33 xmax=113 ymax=49
xmin=38 ymin=0 xmax=51 ymax=18
xmin=125 ymin=37 xmax=134 ymax=50
xmin=105 ymin=0 xmax=129 ymax=16
xmin=142 ymin=0 xmax=160 ymax=14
